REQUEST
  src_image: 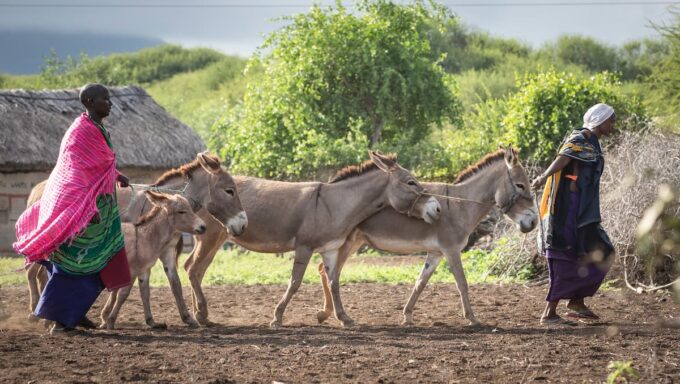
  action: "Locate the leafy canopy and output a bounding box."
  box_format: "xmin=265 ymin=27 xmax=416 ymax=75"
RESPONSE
xmin=210 ymin=0 xmax=462 ymax=179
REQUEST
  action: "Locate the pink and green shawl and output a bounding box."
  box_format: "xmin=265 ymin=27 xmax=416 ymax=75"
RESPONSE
xmin=14 ymin=113 xmax=121 ymax=266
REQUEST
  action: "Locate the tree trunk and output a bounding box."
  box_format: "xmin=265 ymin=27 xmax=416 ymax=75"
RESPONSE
xmin=369 ymin=118 xmax=384 ymax=148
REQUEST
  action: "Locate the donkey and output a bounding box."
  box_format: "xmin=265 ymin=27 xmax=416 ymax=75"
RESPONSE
xmin=183 ymin=151 xmax=442 ymax=327
xmin=26 ymin=152 xmax=247 ymax=328
xmin=99 ymin=191 xmax=206 ymax=329
xmin=316 ymin=146 xmax=538 ymax=326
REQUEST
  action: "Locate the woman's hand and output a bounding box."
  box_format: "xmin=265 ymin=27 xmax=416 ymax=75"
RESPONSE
xmin=531 ymin=174 xmax=546 ymax=191
xmin=117 ymin=174 xmax=130 ymax=188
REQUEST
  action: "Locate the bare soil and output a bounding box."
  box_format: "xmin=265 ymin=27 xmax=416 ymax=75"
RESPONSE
xmin=1 ymin=282 xmax=679 ymax=383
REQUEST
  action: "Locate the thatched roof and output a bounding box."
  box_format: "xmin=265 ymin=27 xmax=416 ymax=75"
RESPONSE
xmin=0 ymin=86 xmax=206 ymax=172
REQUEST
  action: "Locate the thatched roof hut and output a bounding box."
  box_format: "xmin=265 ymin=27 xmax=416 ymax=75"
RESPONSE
xmin=0 ymin=86 xmax=206 ymax=253
xmin=0 ymin=85 xmax=205 ymax=172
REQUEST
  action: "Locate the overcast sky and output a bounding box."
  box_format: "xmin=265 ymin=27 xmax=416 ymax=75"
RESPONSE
xmin=0 ymin=1 xmax=676 ymax=57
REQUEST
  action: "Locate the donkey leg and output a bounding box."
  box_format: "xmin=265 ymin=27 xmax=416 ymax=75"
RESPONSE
xmin=402 ymin=252 xmax=443 ymax=326
xmin=317 ymin=263 xmax=333 ymax=324
xmin=105 ymin=283 xmax=134 ymax=330
xmin=186 ymin=232 xmax=225 ymax=326
xmin=317 ymin=238 xmax=361 ymax=324
xmin=161 ymin=248 xmax=198 ymax=328
xmin=444 ymin=248 xmax=480 ymax=326
xmin=271 ymin=246 xmax=313 ymax=328
xmin=26 ymin=263 xmax=42 ymax=322
xmin=321 ymin=249 xmax=354 ymax=327
xmin=100 ymin=289 xmax=119 ymax=329
xmin=138 ymin=269 xmax=166 ymax=329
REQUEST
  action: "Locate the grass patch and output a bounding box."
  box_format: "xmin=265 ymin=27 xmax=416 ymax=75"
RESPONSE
xmin=0 ymin=248 xmax=516 ymax=288
xmin=0 ymin=257 xmax=26 ymax=287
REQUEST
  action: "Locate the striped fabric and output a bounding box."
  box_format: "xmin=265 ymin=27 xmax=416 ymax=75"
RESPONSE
xmin=50 ymin=193 xmax=124 ymax=275
xmin=14 ymin=113 xmax=121 ymax=265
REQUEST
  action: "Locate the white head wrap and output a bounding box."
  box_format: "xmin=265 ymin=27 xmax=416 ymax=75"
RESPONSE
xmin=582 ymin=103 xmax=615 ymax=130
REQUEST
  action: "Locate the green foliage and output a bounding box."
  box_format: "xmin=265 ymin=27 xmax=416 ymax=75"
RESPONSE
xmin=500 ymin=69 xmax=646 ymax=164
xmin=648 ymin=8 xmax=680 ymax=129
xmin=606 ymin=361 xmax=640 ymax=384
xmin=210 ymin=0 xmax=462 ymax=179
xmin=23 ymin=45 xmax=224 ymax=89
xmin=618 ymin=38 xmax=669 ymax=81
xmin=424 ymin=16 xmax=531 ymax=73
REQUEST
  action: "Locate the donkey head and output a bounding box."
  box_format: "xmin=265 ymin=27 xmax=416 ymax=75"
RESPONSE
xmin=369 ymin=151 xmax=441 ymax=224
xmin=144 ymin=191 xmax=207 ymax=235
xmin=496 ymin=145 xmax=538 ymax=233
xmin=186 ymin=152 xmax=248 ymax=236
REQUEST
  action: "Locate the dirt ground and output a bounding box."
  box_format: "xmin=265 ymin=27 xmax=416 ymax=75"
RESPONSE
xmin=1 ymin=280 xmax=679 ymax=383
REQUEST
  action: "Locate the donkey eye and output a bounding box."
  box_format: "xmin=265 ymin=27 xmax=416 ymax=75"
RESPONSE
xmin=178 ymin=211 xmax=188 ymax=214
xmin=515 ymin=183 xmax=526 ymax=190
xmin=407 ymin=180 xmax=417 ymax=186
xmin=225 ymin=188 xmax=235 ymax=197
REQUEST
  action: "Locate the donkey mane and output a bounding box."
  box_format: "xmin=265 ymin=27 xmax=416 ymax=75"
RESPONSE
xmin=134 ymin=206 xmax=163 ymax=226
xmin=152 ymin=153 xmax=221 ymax=186
xmin=453 ymin=149 xmax=510 ymax=184
xmin=329 ymin=154 xmax=398 ymax=184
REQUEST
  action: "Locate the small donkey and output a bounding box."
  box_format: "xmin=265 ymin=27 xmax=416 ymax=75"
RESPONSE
xmin=99 ymin=191 xmax=206 ymax=330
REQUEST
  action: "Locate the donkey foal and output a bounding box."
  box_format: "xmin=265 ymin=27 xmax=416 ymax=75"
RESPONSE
xmin=99 ymin=191 xmax=206 ymax=330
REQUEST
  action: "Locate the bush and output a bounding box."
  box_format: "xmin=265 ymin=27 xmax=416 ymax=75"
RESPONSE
xmin=501 ymin=69 xmax=647 ymax=164
xmin=602 ymin=130 xmax=680 ymax=289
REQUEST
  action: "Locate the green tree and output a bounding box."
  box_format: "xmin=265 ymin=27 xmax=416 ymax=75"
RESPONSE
xmin=500 ymin=69 xmax=646 ymax=164
xmin=211 ymin=0 xmax=462 ymax=179
xmin=541 ymin=35 xmax=621 ymax=74
xmin=648 ymin=8 xmax=680 ymax=128
xmin=618 ymin=38 xmax=668 ymax=81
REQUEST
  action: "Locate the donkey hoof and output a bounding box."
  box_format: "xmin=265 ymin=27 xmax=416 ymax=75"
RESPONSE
xmin=316 ymin=311 xmax=330 ymax=324
xmin=186 ymin=320 xmax=200 ymax=329
xmin=269 ymin=319 xmax=283 ymax=329
xmin=151 ymin=323 xmax=168 ymax=330
xmin=27 ymin=313 xmax=39 ymax=323
xmin=339 ymin=316 xmax=355 ymax=328
xmin=195 ymin=317 xmax=215 ymax=327
xmin=467 ymin=320 xmax=482 ymax=328
xmin=401 ymin=319 xmax=414 ymax=327
xmin=199 ymin=319 xmax=219 ymax=328
xmin=98 ymin=322 xmax=107 ymax=329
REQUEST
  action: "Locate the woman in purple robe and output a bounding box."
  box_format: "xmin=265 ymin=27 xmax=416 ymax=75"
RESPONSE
xmin=531 ymin=103 xmax=616 ymax=326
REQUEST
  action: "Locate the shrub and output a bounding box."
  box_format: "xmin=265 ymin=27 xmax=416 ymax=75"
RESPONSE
xmin=501 ymin=69 xmax=647 ymax=164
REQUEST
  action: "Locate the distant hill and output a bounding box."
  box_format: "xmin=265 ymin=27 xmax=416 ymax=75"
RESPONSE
xmin=0 ymin=29 xmax=163 ymax=74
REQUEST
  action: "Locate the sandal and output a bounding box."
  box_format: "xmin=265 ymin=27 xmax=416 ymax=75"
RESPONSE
xmin=540 ymin=316 xmax=577 ymax=326
xmin=49 ymin=322 xmax=79 ymax=335
xmin=565 ymin=307 xmax=600 ymax=320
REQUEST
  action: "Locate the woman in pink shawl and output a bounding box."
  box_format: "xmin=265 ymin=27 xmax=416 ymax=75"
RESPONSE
xmin=14 ymin=84 xmax=132 ymax=334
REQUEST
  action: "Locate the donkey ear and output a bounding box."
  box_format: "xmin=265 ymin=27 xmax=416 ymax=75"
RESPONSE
xmin=504 ymin=144 xmax=519 ymax=166
xmin=197 ymin=151 xmax=222 ymax=174
xmin=144 ymin=190 xmax=169 ymax=207
xmin=368 ymin=150 xmax=397 ymax=172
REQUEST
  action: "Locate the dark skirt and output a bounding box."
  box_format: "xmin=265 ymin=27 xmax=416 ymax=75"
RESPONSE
xmin=545 ymin=191 xmax=610 ymax=302
xmin=34 ymin=261 xmax=104 ymax=328
xmin=34 ymin=248 xmax=130 ymax=328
